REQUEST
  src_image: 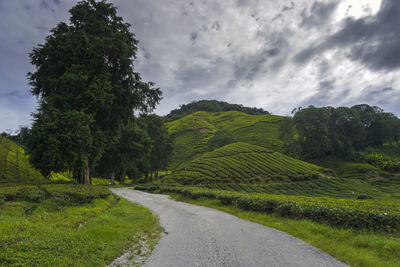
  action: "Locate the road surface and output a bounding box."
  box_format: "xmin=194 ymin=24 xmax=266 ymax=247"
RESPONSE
xmin=111 ymin=188 xmax=348 ymax=267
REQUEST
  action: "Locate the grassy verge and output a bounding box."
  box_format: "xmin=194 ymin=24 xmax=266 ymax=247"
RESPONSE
xmin=0 ymin=185 xmax=161 ymax=266
xmin=167 ymin=193 xmax=400 ymax=267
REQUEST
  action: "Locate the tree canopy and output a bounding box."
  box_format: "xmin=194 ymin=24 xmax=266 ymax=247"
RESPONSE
xmin=165 ymin=100 xmax=269 ymax=122
xmin=26 ymin=0 xmax=161 ymax=183
xmin=280 ymin=104 xmax=400 ymax=159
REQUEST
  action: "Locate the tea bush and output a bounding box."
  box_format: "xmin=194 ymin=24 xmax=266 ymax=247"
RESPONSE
xmin=135 ymin=184 xmax=400 ymax=232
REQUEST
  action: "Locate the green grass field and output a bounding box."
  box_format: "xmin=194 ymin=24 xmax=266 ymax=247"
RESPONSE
xmin=164 ymin=142 xmax=332 ymax=184
xmin=0 ymin=136 xmax=44 ymax=183
xmin=0 ymin=184 xmax=161 ymax=266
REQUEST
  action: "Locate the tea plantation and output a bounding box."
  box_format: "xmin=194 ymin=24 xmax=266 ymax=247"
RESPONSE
xmin=0 ymin=136 xmax=44 ymax=183
xmin=135 ymin=184 xmax=400 ymax=233
xmin=164 ymin=142 xmax=332 ymax=184
xmin=166 ymin=111 xmax=284 ymax=168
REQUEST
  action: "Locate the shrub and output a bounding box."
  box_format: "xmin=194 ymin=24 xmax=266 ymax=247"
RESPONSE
xmin=137 ymin=185 xmax=400 ymax=233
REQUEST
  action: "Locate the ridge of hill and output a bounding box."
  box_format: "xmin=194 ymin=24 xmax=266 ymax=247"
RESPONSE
xmin=0 ymin=136 xmax=44 ymax=183
xmin=165 ymin=99 xmax=269 ymax=122
xmin=163 ymin=142 xmax=332 ymax=185
xmin=166 ymin=110 xmax=284 ymax=168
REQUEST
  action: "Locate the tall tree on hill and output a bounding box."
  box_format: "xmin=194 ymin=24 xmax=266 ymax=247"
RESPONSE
xmin=139 ymin=114 xmax=172 ymax=180
xmin=27 ymin=0 xmax=161 ymax=183
xmin=293 ymin=106 xmax=332 ymax=158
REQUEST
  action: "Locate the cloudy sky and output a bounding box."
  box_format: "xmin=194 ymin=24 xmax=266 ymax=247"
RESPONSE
xmin=1 ymin=0 xmax=399 ymax=132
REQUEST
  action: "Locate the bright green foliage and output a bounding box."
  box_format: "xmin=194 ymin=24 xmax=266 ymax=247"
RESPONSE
xmin=164 ymin=142 xmax=331 ymax=184
xmin=204 ymin=177 xmax=400 ymax=199
xmin=0 ymin=184 xmax=161 ymax=266
xmin=166 ymin=111 xmax=284 ymax=168
xmin=136 ymin=185 xmax=400 ymax=232
xmin=359 ymin=152 xmax=400 ymax=172
xmin=308 ymin=156 xmax=389 ymax=180
xmin=0 ymin=136 xmax=44 ymax=183
xmin=0 ymin=184 xmax=110 ymax=204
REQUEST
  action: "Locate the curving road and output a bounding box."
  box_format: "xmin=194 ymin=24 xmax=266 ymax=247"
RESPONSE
xmin=111 ymin=188 xmax=348 ymax=267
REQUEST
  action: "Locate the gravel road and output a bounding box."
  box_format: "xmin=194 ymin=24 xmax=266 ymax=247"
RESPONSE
xmin=111 ymin=188 xmax=348 ymax=267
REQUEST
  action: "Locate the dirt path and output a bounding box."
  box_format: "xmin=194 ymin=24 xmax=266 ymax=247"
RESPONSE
xmin=111 ymin=188 xmax=348 ymax=267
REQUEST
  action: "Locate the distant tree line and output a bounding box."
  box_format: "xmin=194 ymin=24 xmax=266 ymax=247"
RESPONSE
xmin=11 ymin=0 xmax=172 ymax=184
xmin=280 ymin=104 xmax=400 ymax=159
xmin=165 ymin=100 xmax=269 ymax=122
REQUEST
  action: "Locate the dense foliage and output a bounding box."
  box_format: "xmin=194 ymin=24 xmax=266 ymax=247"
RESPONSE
xmin=165 ymin=100 xmax=269 ymax=122
xmin=136 ymin=185 xmax=400 ymax=233
xmin=25 ymin=0 xmax=161 ymax=183
xmin=138 ymin=114 xmax=173 ymax=181
xmin=359 ymin=152 xmax=400 ymax=172
xmin=0 ymin=136 xmax=44 ymax=183
xmin=280 ymin=104 xmax=400 ymax=158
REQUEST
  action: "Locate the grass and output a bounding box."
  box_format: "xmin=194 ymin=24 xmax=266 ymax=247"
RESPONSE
xmin=0 ymin=136 xmax=44 ymax=183
xmin=168 ymin=193 xmax=400 ymax=267
xmin=0 ymin=184 xmax=161 ymax=266
xmin=164 ymin=142 xmax=332 ymax=184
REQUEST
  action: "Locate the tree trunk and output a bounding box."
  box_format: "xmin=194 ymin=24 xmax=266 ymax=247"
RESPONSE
xmin=83 ymin=167 xmax=90 ymax=185
xmin=111 ymin=172 xmax=115 ymax=185
xmin=120 ymin=172 xmax=126 ymax=185
xmin=150 ymin=171 xmax=153 ymax=181
xmin=145 ymin=171 xmax=149 ymax=182
xmin=155 ymin=170 xmax=158 ymax=180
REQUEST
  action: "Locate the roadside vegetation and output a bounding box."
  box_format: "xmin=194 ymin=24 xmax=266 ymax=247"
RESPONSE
xmin=0 ymin=184 xmax=161 ymax=266
xmin=168 ymin=194 xmax=400 ymax=267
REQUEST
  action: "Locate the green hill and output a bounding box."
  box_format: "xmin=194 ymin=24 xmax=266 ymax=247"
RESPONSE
xmin=0 ymin=136 xmax=44 ymax=183
xmin=166 ymin=110 xmax=284 ymax=168
xmin=165 ymin=99 xmax=269 ymax=122
xmin=164 ymin=142 xmax=332 ymax=185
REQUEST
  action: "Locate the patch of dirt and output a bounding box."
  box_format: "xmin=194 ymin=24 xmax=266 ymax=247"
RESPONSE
xmin=107 ymin=234 xmax=151 ymax=267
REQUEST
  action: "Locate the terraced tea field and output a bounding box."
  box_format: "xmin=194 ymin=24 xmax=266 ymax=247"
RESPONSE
xmin=0 ymin=136 xmax=44 ymax=183
xmin=166 ymin=111 xmax=284 ymax=168
xmin=205 ymin=176 xmax=400 ymax=199
xmin=164 ymin=142 xmax=332 ymax=184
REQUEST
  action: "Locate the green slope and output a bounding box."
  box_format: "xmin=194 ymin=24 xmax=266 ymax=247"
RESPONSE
xmin=164 ymin=142 xmax=332 ymax=185
xmin=166 ymin=111 xmax=284 ymax=168
xmin=0 ymin=136 xmax=44 ymax=183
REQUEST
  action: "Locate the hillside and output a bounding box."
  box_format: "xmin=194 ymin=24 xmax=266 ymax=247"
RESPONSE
xmin=164 ymin=142 xmax=332 ymax=184
xmin=0 ymin=136 xmax=44 ymax=183
xmin=166 ymin=110 xmax=284 ymax=168
xmin=165 ymin=99 xmax=269 ymax=122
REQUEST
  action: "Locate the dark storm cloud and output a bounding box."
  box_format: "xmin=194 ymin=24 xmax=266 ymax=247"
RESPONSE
xmin=1 ymin=0 xmax=400 ymax=132
xmin=295 ymin=0 xmax=400 ymax=71
xmin=300 ymin=1 xmax=338 ymax=28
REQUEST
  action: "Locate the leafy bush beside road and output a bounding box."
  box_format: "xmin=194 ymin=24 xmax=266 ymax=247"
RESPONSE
xmin=135 ymin=184 xmax=400 ymax=233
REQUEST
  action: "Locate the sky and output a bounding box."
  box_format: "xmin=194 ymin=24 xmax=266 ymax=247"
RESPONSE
xmin=1 ymin=0 xmax=400 ymax=132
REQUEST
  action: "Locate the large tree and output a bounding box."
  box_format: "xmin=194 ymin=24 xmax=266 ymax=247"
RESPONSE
xmin=27 ymin=0 xmax=161 ymax=183
xmin=138 ymin=114 xmax=172 ymax=181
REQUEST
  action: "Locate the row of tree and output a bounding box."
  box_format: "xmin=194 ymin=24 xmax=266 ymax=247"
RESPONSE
xmin=280 ymin=104 xmax=400 ymax=158
xmin=21 ymin=0 xmax=171 ymax=184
